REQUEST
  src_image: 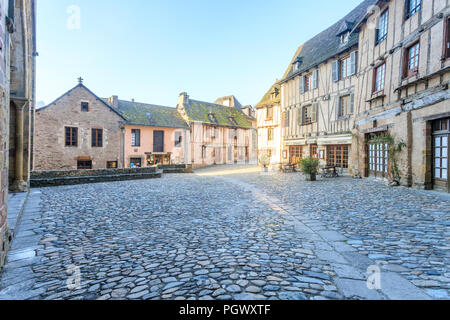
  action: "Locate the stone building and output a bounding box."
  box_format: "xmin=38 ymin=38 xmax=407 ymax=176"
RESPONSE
xmin=1 ymin=0 xmax=37 ymax=268
xmin=279 ymin=0 xmax=377 ymax=171
xmin=256 ymin=83 xmax=283 ymax=170
xmin=34 ymin=81 xmax=126 ymax=170
xmin=177 ymin=92 xmax=257 ymax=168
xmin=352 ymin=0 xmax=450 ymax=192
xmin=106 ymin=96 xmax=191 ymax=167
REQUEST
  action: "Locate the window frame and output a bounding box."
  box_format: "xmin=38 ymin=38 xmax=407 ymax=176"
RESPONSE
xmin=266 ymin=107 xmax=274 ymax=120
xmin=65 ymin=127 xmax=78 ymax=147
xmin=107 ymin=161 xmax=118 ymax=169
xmin=338 ymin=95 xmax=351 ymax=118
xmin=403 ymin=41 xmax=420 ymax=79
xmin=376 ymin=9 xmax=389 ymax=45
xmin=77 ymin=160 xmax=92 ymax=170
xmin=131 ymin=129 xmax=141 ymax=147
xmin=302 ymin=105 xmax=312 ymax=125
xmin=327 ymin=145 xmax=349 ymax=169
xmin=340 ymin=55 xmax=351 ymax=79
xmin=81 ymin=102 xmax=89 ymax=112
xmin=174 ymin=132 xmax=183 ymax=147
xmin=405 ymin=0 xmax=421 ymax=20
xmin=91 ymin=128 xmax=103 ymax=148
xmin=129 ymin=158 xmax=142 ymax=168
xmin=268 ymin=128 xmax=274 ymax=142
xmin=304 ymin=72 xmax=313 ymax=92
xmin=373 ymin=63 xmax=386 ymax=93
xmin=444 ymin=16 xmax=450 ymax=60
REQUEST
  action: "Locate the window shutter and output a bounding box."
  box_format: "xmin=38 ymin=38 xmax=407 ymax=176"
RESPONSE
xmin=332 ymin=60 xmax=340 ymax=82
xmin=350 ymin=93 xmax=355 ymax=114
xmin=350 ymin=51 xmax=357 ymax=75
xmin=313 ymin=70 xmax=318 ymax=89
xmin=312 ymin=104 xmax=318 ymax=123
xmin=300 ymin=76 xmax=306 ymax=94
xmin=286 ymin=110 xmax=290 ymax=127
xmin=338 ymin=98 xmax=342 ymax=119
xmin=301 ymin=107 xmax=305 ymax=125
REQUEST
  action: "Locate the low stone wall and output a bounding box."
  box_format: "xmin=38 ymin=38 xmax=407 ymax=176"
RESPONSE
xmin=30 ymin=167 xmax=162 ymax=188
xmin=158 ymin=164 xmax=193 ymax=174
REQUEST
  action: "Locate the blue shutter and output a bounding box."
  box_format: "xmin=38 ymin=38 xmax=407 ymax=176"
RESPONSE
xmin=300 ymin=76 xmax=306 ymax=94
xmin=350 ymin=51 xmax=357 ymax=75
xmin=313 ymin=70 xmax=318 ymax=89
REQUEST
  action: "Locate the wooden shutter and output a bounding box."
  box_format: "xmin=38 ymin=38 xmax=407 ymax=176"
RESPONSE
xmin=350 ymin=93 xmax=355 ymax=114
xmin=311 ymin=104 xmax=318 ymax=123
xmin=300 ymin=76 xmax=306 ymax=94
xmin=286 ymin=110 xmax=290 ymax=127
xmin=350 ymin=51 xmax=357 ymax=75
xmin=332 ymin=60 xmax=340 ymax=82
xmin=312 ymin=70 xmax=318 ymax=89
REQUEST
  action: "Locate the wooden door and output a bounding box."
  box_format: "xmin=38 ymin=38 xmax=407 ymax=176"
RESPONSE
xmin=153 ymin=131 xmax=164 ymax=153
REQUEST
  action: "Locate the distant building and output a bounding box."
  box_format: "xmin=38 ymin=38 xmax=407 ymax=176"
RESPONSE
xmin=107 ymin=97 xmax=190 ymax=168
xmin=256 ymin=83 xmax=283 ymax=170
xmin=34 ymin=82 xmax=126 ymax=170
xmin=177 ymin=92 xmax=257 ymax=168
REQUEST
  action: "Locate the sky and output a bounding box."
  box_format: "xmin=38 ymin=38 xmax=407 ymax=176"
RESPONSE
xmin=37 ymin=0 xmax=364 ymax=108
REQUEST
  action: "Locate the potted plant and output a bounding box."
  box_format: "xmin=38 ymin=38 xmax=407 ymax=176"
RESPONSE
xmin=298 ymin=157 xmax=319 ymax=181
xmin=259 ymin=154 xmax=271 ymax=172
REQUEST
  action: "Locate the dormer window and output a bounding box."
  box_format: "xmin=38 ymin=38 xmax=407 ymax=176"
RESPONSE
xmin=229 ymin=117 xmax=238 ymax=126
xmin=340 ymin=32 xmax=350 ymax=44
xmin=81 ymin=102 xmax=89 ymax=112
xmin=208 ymin=113 xmax=218 ymax=123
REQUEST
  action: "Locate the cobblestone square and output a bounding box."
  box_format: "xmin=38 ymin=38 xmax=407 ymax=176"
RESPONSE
xmin=0 ymin=165 xmax=449 ymax=300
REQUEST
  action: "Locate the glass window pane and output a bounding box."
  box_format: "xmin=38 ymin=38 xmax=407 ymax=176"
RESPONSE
xmin=435 ymin=137 xmax=441 ymax=147
xmin=435 ymin=168 xmax=441 ymax=178
xmin=435 ymin=148 xmax=441 ymax=157
xmin=443 ymin=148 xmax=448 ymax=158
xmin=442 ymin=137 xmax=448 ymax=147
xmin=436 ymin=158 xmax=441 ymax=168
xmin=442 ymin=169 xmax=448 ymax=179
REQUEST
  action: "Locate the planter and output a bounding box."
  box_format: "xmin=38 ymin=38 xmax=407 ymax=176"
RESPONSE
xmin=261 ymin=167 xmax=269 ymax=173
xmin=305 ymin=173 xmax=317 ymax=181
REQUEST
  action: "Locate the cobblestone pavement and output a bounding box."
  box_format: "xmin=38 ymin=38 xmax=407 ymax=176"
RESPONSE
xmin=0 ymin=165 xmax=449 ymax=300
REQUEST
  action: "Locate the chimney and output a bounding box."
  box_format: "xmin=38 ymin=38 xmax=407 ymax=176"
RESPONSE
xmin=178 ymin=92 xmax=189 ymax=107
xmin=109 ymin=95 xmax=118 ymax=107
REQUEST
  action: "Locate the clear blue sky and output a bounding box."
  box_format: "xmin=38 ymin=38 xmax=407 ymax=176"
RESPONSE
xmin=37 ymin=0 xmax=363 ymax=107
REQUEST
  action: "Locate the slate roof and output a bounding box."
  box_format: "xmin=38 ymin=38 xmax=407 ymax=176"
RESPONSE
xmin=182 ymin=99 xmax=253 ymax=129
xmin=282 ymin=0 xmax=378 ymax=82
xmin=255 ymin=83 xmax=281 ymax=108
xmin=112 ymin=99 xmax=190 ymax=129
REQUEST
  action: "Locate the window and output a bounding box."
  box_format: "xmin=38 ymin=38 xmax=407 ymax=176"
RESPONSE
xmin=340 ymin=55 xmax=351 ymax=78
xmin=81 ymin=102 xmax=89 ymax=112
xmin=208 ymin=113 xmax=218 ymax=123
xmin=229 ymin=117 xmax=238 ymax=126
xmin=404 ymin=42 xmax=420 ymax=78
xmin=289 ymin=146 xmax=303 ymax=164
xmin=266 ymin=107 xmax=274 ymax=120
xmin=175 ymin=132 xmax=182 ymax=147
xmin=405 ymin=0 xmax=421 ymax=20
xmin=77 ymin=160 xmax=92 ymax=170
xmin=268 ymin=128 xmax=274 ymax=141
xmin=91 ymin=128 xmax=103 ymax=147
xmin=310 ymin=144 xmax=318 ymax=159
xmin=301 ymin=105 xmax=312 ymax=125
xmin=305 ymin=73 xmax=312 ymax=92
xmin=65 ymin=127 xmax=78 ymax=147
xmin=202 ymin=145 xmax=207 ymax=159
xmin=445 ymin=16 xmax=450 ymax=59
xmin=131 ymin=129 xmax=141 ymax=147
xmin=376 ymin=9 xmax=389 ymax=44
xmin=130 ymin=158 xmax=142 ymax=168
xmin=107 ymin=161 xmax=118 ymax=169
xmin=374 ymin=63 xmax=386 ymax=93
xmin=338 ymin=95 xmax=351 ymax=117
xmin=433 ymin=118 xmax=449 ymax=181
xmin=327 ymin=145 xmax=349 ymax=169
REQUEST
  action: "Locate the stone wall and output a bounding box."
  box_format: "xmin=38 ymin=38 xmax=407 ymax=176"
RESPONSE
xmin=158 ymin=164 xmax=193 ymax=173
xmin=30 ymin=166 xmax=162 ymax=188
xmin=34 ymin=85 xmax=124 ymax=170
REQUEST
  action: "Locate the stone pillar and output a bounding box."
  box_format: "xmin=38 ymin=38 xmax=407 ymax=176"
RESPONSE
xmin=11 ymin=100 xmax=28 ymax=192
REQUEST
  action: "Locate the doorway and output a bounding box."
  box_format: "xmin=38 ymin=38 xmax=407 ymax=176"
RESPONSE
xmin=432 ymin=118 xmax=449 ymax=192
xmin=153 ymin=131 xmax=164 ymax=153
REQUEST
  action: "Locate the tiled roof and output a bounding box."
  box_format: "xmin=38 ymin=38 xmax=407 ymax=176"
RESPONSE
xmin=182 ymin=99 xmax=253 ymax=129
xmin=282 ymin=0 xmax=377 ymax=82
xmin=113 ymin=99 xmax=190 ymax=129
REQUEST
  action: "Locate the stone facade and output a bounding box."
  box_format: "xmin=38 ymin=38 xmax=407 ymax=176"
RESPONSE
xmin=1 ymin=0 xmax=37 ymax=268
xmin=34 ymin=83 xmax=125 ymax=170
